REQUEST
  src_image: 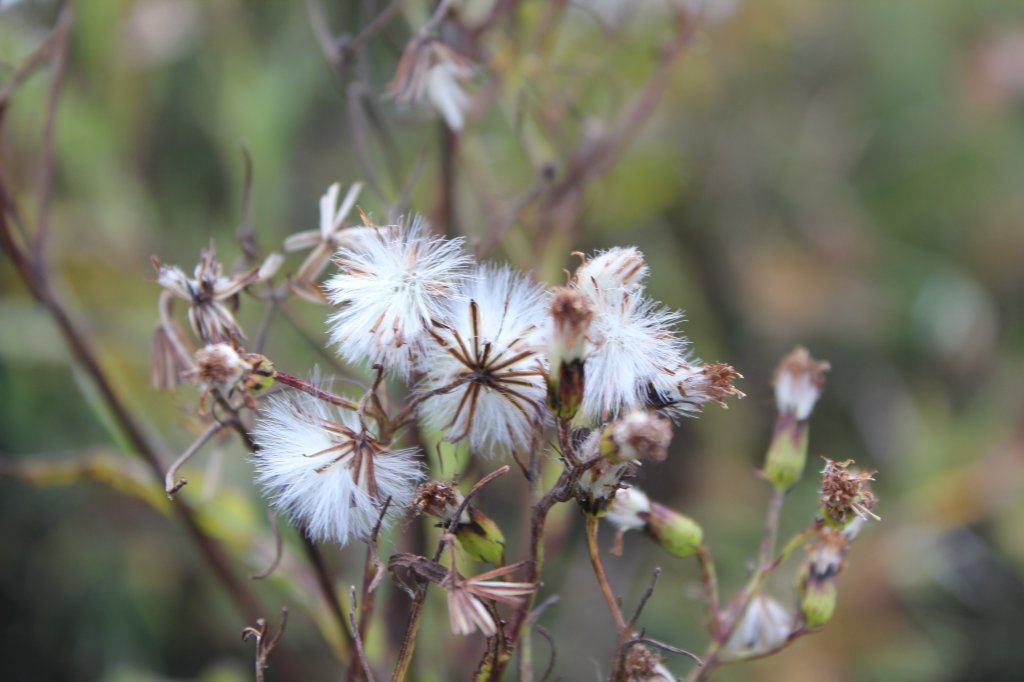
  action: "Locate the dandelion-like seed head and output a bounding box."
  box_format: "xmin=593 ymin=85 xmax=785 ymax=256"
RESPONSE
xmin=324 ymin=216 xmax=472 ymax=379
xmin=580 ymin=289 xmax=687 ymax=422
xmin=419 ymin=264 xmax=548 ymax=455
xmin=574 ymin=246 xmax=648 ymax=297
xmin=252 ymin=393 xmax=423 ymax=546
xmin=819 ymin=457 xmax=879 ymax=526
xmin=649 ymin=361 xmax=744 ymax=417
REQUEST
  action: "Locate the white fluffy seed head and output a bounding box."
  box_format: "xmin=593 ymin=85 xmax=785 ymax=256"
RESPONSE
xmin=575 ymin=246 xmax=648 ymax=298
xmin=324 ymin=216 xmax=473 ymax=379
xmin=580 ymin=289 xmax=687 ymax=422
xmin=649 ymin=361 xmax=744 ymax=418
xmin=251 ymin=393 xmax=423 ymax=546
xmin=418 ymin=264 xmax=548 ymax=455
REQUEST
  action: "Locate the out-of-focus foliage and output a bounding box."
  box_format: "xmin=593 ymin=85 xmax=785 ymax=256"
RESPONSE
xmin=2 ymin=0 xmax=1023 ymax=680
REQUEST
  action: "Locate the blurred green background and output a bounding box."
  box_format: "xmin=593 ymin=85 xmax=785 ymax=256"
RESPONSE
xmin=2 ymin=0 xmax=1024 ymax=680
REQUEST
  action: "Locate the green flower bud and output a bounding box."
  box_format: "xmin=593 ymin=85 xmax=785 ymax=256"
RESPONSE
xmin=799 ymin=576 xmax=837 ymax=628
xmin=455 ymin=507 xmax=506 ymax=565
xmin=797 ymin=528 xmax=847 ymax=628
xmin=763 ymin=347 xmax=828 ymax=490
xmin=413 ymin=481 xmax=506 ymax=564
xmin=763 ymin=414 xmax=809 ymax=490
xmin=645 ymin=501 xmax=703 ymax=558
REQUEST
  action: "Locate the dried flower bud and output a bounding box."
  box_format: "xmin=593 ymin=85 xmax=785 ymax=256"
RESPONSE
xmin=414 ymin=480 xmax=465 ymax=523
xmin=797 ymin=528 xmax=847 ymax=628
xmin=602 ymin=410 xmax=673 ymax=463
xmin=193 ymin=343 xmax=247 ymax=392
xmin=763 ymin=348 xmax=829 ymax=490
xmin=391 ymin=38 xmax=476 ymax=130
xmin=648 ymin=361 xmax=744 ymax=417
xmin=413 ymin=481 xmax=506 ymax=564
xmin=546 ymin=287 xmax=593 ymax=419
xmin=645 ymin=501 xmax=703 ymax=558
xmin=723 ymin=594 xmax=793 ymax=658
xmin=622 ymin=643 xmax=674 ymax=681
xmin=819 ymin=458 xmax=879 ymax=528
xmin=575 ymin=432 xmax=636 ymax=516
xmin=773 ymin=346 xmax=829 ymax=421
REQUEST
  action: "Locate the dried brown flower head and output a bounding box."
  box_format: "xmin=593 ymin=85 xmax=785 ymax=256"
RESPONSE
xmin=606 ymin=410 xmax=674 ymax=462
xmin=622 ymin=643 xmax=673 ymax=681
xmin=413 ymin=480 xmax=463 ymax=522
xmin=388 ymin=552 xmax=536 ymax=637
xmin=698 ymin=363 xmax=746 ymax=405
xmin=819 ymin=458 xmax=879 ymax=526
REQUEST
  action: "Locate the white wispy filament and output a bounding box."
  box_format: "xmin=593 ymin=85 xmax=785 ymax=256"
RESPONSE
xmin=324 ymin=216 xmax=472 ymax=379
xmin=252 ymin=393 xmax=422 ymax=546
xmin=580 ymin=288 xmax=686 ymax=422
xmin=419 ymin=265 xmax=547 ymax=455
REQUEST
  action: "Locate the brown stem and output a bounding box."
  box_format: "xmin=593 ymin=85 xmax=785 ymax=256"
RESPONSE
xmin=585 ymin=516 xmax=626 ymax=632
xmin=696 ymin=545 xmax=722 ymax=640
xmin=275 ymin=371 xmax=360 ymax=410
xmin=164 ymin=421 xmax=224 ymax=495
xmin=0 ymin=184 xmax=306 ymax=682
xmin=390 ymin=466 xmax=511 ymax=681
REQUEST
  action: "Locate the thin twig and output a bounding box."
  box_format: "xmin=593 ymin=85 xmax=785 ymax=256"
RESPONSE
xmin=275 ymin=371 xmax=359 ymax=410
xmin=242 ymin=608 xmax=290 ymax=682
xmin=164 ymin=421 xmax=224 ymax=496
xmin=32 ymin=2 xmax=73 ymax=266
xmin=349 ymin=586 xmax=379 ymax=682
xmin=536 ymin=624 xmax=558 ymax=682
xmin=251 ymin=507 xmax=284 ymax=580
xmin=627 ymin=567 xmax=661 ymax=632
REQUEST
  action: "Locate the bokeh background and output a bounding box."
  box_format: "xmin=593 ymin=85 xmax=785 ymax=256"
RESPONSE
xmin=2 ymin=0 xmax=1024 ymax=680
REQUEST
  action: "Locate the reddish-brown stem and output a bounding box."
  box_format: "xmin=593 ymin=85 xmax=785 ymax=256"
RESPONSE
xmin=586 ymin=516 xmax=626 ymax=633
xmin=274 ymin=371 xmax=360 ymax=410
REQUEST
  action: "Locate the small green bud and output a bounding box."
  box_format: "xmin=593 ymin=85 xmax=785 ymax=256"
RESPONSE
xmin=645 ymin=501 xmax=703 ymax=558
xmin=798 ymin=527 xmax=847 ymax=628
xmin=455 ymin=507 xmax=506 ymax=565
xmin=799 ymin=575 xmax=837 ymax=628
xmin=763 ymin=347 xmax=829 ymax=490
xmin=244 ymin=354 xmax=276 ymax=395
xmin=763 ymin=415 xmax=808 ymax=490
